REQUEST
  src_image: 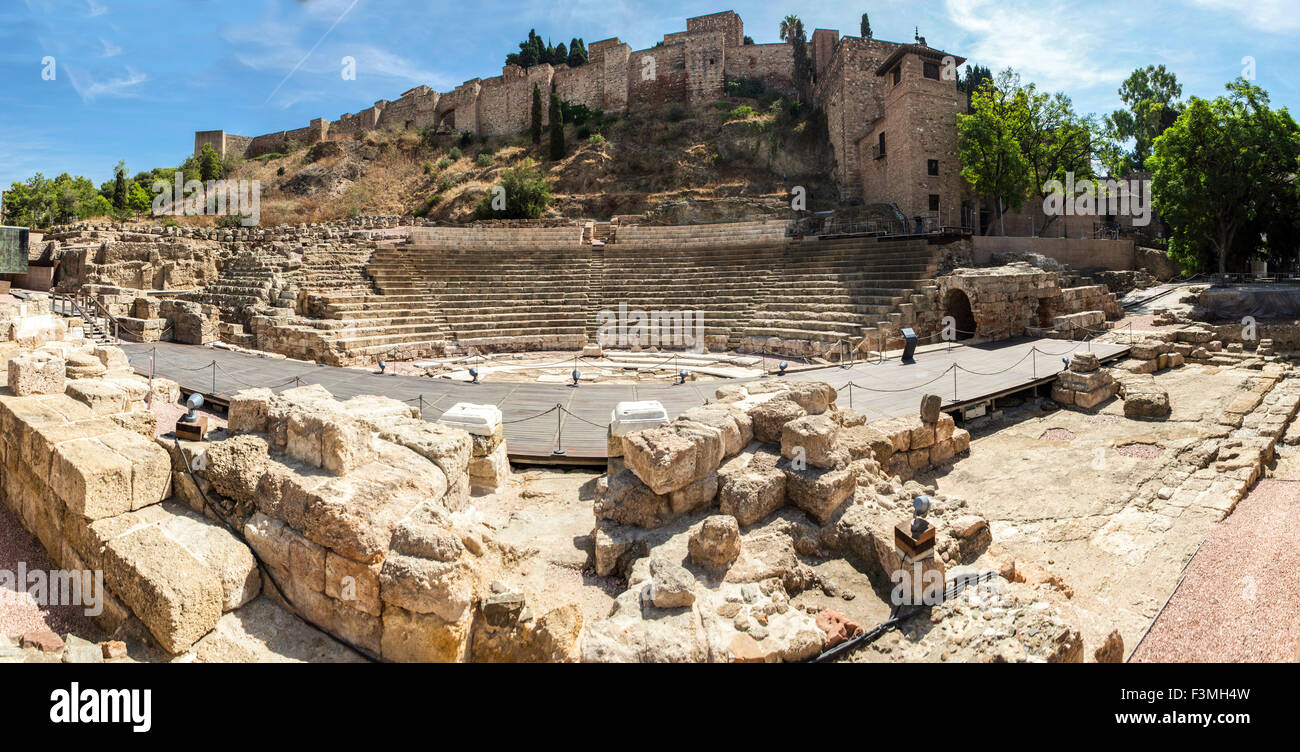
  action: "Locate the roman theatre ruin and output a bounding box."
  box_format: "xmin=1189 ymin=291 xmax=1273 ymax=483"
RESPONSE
xmin=2 ymin=210 xmax=1295 ymax=665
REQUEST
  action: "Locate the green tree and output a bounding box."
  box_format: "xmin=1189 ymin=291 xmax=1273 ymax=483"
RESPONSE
xmin=957 ymin=70 xmax=1034 ymax=235
xmin=111 ymin=160 xmax=128 ymax=210
xmin=860 ymin=12 xmax=871 ymax=38
xmin=1103 ymin=65 xmax=1182 ymax=175
xmin=474 ymin=159 xmax=552 ymax=219
xmin=1019 ymin=86 xmax=1098 ymax=233
xmin=126 ymin=181 xmax=153 ymax=214
xmin=957 ymin=64 xmax=993 ymax=110
xmin=531 ymin=83 xmax=544 ymax=145
xmin=198 ymin=143 xmax=223 ymax=182
xmin=1149 ymin=79 xmax=1300 ymax=274
xmin=780 ymin=15 xmax=810 ymax=101
xmin=567 ymin=38 xmax=587 ymax=67
xmin=548 ymin=92 xmax=565 ymax=160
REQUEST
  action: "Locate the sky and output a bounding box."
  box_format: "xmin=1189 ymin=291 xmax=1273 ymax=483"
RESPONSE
xmin=1 ymin=0 xmax=1297 ymax=189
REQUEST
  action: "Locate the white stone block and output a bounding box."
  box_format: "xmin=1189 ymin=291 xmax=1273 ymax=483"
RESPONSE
xmin=610 ymin=400 xmax=670 ymax=436
xmin=437 ymin=402 xmax=503 ymax=436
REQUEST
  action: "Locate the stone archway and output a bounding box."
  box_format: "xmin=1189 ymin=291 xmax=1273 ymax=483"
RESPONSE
xmin=944 ymin=288 xmax=976 ymax=340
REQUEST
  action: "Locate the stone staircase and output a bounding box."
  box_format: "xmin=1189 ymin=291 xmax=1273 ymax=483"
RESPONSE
xmin=216 ymin=222 xmax=942 ymax=364
xmin=737 ymin=237 xmax=942 ymax=355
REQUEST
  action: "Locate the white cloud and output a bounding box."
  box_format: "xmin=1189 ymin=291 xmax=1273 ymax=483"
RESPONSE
xmin=98 ymin=37 xmax=121 ymax=57
xmin=1188 ymin=0 xmax=1300 ymax=33
xmin=942 ymin=0 xmax=1130 ymax=92
xmin=86 ymin=0 xmax=107 ymax=17
xmin=65 ymin=65 xmax=146 ymax=103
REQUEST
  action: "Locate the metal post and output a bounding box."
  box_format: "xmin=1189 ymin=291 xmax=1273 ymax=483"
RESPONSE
xmin=848 ymin=383 xmax=853 ymax=410
xmin=551 ymin=403 xmax=567 ymax=456
xmin=211 ymin=361 xmax=217 ymax=396
xmin=952 ymin=366 xmax=958 ymax=400
xmin=418 ymin=394 xmax=424 ymax=416
xmin=1032 ymin=348 xmax=1037 ymax=379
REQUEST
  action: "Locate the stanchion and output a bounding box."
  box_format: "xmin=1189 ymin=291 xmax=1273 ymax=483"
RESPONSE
xmin=210 ymin=360 xmax=217 ymax=396
xmin=952 ymin=366 xmax=957 ymax=401
xmin=551 ymin=403 xmax=567 ymax=457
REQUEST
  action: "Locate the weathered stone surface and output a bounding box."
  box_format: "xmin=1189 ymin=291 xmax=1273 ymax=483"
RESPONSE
xmin=688 ymin=515 xmax=741 ymax=570
xmin=8 ymin=352 xmax=65 ymax=396
xmin=750 ymin=398 xmax=807 ymax=444
xmin=1124 ymin=384 xmax=1171 ymax=419
xmin=782 ymin=460 xmax=855 ymax=523
xmin=380 ymin=604 xmax=471 ymax=663
xmin=650 ymin=559 xmax=697 ymax=608
xmin=621 ymin=426 xmax=699 ymax=495
xmin=780 ymin=413 xmax=842 ymax=469
xmin=668 ymin=471 xmax=719 ymax=515
xmin=202 ymin=435 xmax=268 ymax=510
xmin=95 ymin=507 xmax=226 ymax=653
xmin=1094 ymin=629 xmax=1124 ymax=663
xmin=594 ymin=469 xmax=672 ymax=528
xmin=718 ymin=464 xmax=786 ymax=526
xmin=678 ymin=404 xmax=752 ymax=456
xmin=378 ymin=553 xmax=474 ymax=623
xmin=471 ymin=603 xmax=582 ymax=663
xmin=467 ymin=442 xmax=511 ymax=491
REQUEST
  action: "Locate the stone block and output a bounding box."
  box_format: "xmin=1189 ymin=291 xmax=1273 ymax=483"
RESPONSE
xmin=718 ymin=465 xmax=786 ymax=526
xmin=688 ymin=515 xmax=741 ymax=570
xmin=749 ymin=398 xmax=807 ymax=445
xmin=7 ymin=353 xmax=65 ymax=396
xmin=782 ymin=460 xmax=855 ymax=523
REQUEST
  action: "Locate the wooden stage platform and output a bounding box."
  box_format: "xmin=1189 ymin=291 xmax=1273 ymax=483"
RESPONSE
xmin=122 ymin=337 xmax=1129 ymax=464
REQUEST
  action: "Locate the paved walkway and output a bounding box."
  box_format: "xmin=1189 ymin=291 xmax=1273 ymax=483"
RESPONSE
xmin=121 ymin=337 xmax=1128 ymax=462
xmin=1130 ymin=476 xmax=1300 ymax=662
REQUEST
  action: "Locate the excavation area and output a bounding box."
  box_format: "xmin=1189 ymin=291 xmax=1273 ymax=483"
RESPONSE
xmin=5 ymin=218 xmax=1300 ymax=663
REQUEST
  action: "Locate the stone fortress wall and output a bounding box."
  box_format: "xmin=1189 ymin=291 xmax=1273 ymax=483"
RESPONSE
xmin=195 ymin=10 xmax=968 ymax=218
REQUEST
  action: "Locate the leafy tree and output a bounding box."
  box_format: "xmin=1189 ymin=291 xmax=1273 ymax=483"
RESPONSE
xmin=1149 ymin=79 xmax=1300 ymax=274
xmin=127 ymin=181 xmax=153 ymax=214
xmin=1019 ymin=86 xmax=1098 ymax=232
xmin=474 ymin=159 xmax=552 ymax=219
xmin=198 ymin=143 xmax=223 ymax=182
xmin=1103 ymin=65 xmax=1182 ymax=175
xmin=957 ymin=70 xmax=1034 ymax=235
xmin=860 ymin=12 xmax=871 ymax=38
xmin=548 ymin=92 xmax=565 ymax=160
xmin=4 ymin=172 xmax=111 ymax=226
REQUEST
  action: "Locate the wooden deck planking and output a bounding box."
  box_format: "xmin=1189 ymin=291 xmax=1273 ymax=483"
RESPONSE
xmin=123 ymin=337 xmax=1128 ymax=463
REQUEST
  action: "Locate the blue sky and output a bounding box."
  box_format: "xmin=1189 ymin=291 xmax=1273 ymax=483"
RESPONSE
xmin=2 ymin=0 xmax=1297 ymax=189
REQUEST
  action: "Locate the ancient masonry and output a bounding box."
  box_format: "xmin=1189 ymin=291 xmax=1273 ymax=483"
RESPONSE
xmin=195 ymin=10 xmax=968 ymax=217
xmin=42 ymin=222 xmax=1125 ymax=367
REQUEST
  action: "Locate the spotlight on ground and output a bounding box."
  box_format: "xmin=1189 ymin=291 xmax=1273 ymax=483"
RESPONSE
xmin=677 ymin=369 xmax=688 ymax=385
xmin=378 ymin=359 xmax=387 ymax=374
xmin=778 ymin=361 xmax=788 ymax=376
xmin=469 ymin=367 xmax=480 ymax=384
xmin=176 ymin=393 xmax=208 ymax=441
xmin=571 ymin=368 xmax=581 ymax=387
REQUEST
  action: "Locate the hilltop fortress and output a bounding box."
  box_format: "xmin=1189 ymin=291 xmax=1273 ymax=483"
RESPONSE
xmin=195 ymin=10 xmax=968 ymax=219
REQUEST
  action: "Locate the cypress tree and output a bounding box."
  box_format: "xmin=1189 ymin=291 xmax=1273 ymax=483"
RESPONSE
xmin=531 ymin=84 xmax=543 ymax=144
xmin=548 ymin=93 xmax=565 ymax=160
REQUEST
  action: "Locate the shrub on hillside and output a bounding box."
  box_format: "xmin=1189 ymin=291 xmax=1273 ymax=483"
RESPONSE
xmin=448 ymin=147 xmax=462 ymax=160
xmin=476 ymin=153 xmax=494 ymax=167
xmin=474 ymin=159 xmax=551 ymax=219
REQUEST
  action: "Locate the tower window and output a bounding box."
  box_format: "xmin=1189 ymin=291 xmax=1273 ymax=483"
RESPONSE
xmin=877 ymin=131 xmax=886 ymax=158
xmin=929 ymin=194 xmax=941 ymax=211
xmin=892 ymin=66 xmax=901 ymax=85
xmin=927 ymin=159 xmax=939 ymax=176
xmin=923 ymin=62 xmax=940 ymax=80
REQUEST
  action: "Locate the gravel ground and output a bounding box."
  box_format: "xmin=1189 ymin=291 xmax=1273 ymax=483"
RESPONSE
xmin=0 ymin=503 xmax=102 ymax=640
xmin=1131 ymin=475 xmax=1300 ymax=662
